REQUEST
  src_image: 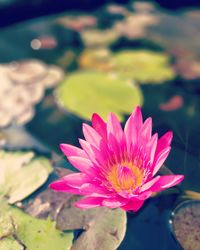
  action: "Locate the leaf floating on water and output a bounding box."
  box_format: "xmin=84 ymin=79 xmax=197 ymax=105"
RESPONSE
xmin=111 ymin=50 xmax=175 ymax=84
xmin=0 ymin=237 xmax=24 ymax=250
xmin=159 ymin=95 xmax=183 ymax=111
xmin=24 ymin=188 xmax=73 ymax=220
xmin=57 ymin=15 xmax=97 ymax=32
xmin=71 ymin=207 xmax=127 ymax=250
xmin=56 ymin=197 xmax=127 ymax=250
xmin=79 ymin=48 xmax=112 ymax=72
xmin=0 ymin=60 xmax=64 ymax=128
xmin=183 ymin=190 xmax=200 ymax=200
xmin=114 ymin=13 xmax=159 ymax=39
xmin=172 ymin=200 xmax=200 ymax=250
xmin=79 ymin=50 xmax=175 ymax=84
xmin=56 ymin=71 xmax=143 ymax=121
xmin=0 ymin=201 xmax=73 ymax=250
xmin=174 ymin=59 xmax=200 ymax=80
xmin=0 ymin=150 xmax=53 ymax=204
xmin=81 ymin=29 xmax=119 ymax=47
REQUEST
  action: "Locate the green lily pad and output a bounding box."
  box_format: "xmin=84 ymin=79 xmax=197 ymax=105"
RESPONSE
xmin=111 ymin=50 xmax=175 ymax=84
xmin=0 ymin=201 xmax=73 ymax=250
xmin=0 ymin=150 xmax=53 ymax=204
xmin=81 ymin=29 xmax=119 ymax=47
xmin=56 ymin=71 xmax=143 ymax=121
xmin=56 ymin=197 xmax=127 ymax=250
xmin=0 ymin=237 xmax=24 ymax=250
xmin=72 ymin=207 xmax=126 ymax=250
xmin=79 ymin=48 xmax=113 ymax=72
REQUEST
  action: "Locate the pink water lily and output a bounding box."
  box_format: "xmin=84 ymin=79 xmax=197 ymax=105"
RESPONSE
xmin=50 ymin=107 xmax=184 ymax=212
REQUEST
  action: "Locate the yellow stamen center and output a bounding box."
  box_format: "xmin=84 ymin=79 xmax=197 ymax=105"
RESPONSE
xmin=107 ymin=161 xmax=144 ymax=192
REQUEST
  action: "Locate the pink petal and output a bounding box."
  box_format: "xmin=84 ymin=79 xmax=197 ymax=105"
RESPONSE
xmin=124 ymin=106 xmax=143 ymax=152
xmin=147 ymin=133 xmax=158 ymax=164
xmin=139 ymin=176 xmax=160 ymax=192
xmin=79 ymin=139 xmax=106 ymax=166
xmin=131 ymin=191 xmax=152 ymax=200
xmin=121 ymin=200 xmax=144 ymax=212
xmin=139 ymin=117 xmax=152 ymax=141
xmin=74 ymin=197 xmax=104 ymax=209
xmin=62 ymin=173 xmax=91 ymax=187
xmin=149 ymin=175 xmax=184 ymax=192
xmin=80 ymin=183 xmax=113 ymax=198
xmin=60 ymin=143 xmax=87 ymax=158
xmin=156 ymin=131 xmax=173 ymax=156
xmin=92 ymin=113 xmax=107 ymax=141
xmin=82 ymin=123 xmax=102 ymax=148
xmin=107 ymin=112 xmax=124 ymax=143
xmin=152 ymin=146 xmax=171 ymax=176
xmin=68 ymin=156 xmax=96 ymax=175
xmin=49 ymin=180 xmax=81 ymax=194
xmin=102 ymin=198 xmax=127 ymax=208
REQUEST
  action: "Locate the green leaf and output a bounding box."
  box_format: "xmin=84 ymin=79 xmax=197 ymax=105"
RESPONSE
xmin=56 ymin=197 xmax=127 ymax=250
xmin=56 ymin=71 xmax=143 ymax=121
xmin=0 ymin=237 xmax=24 ymax=250
xmin=0 ymin=150 xmax=53 ymax=204
xmin=0 ymin=201 xmax=73 ymax=250
xmin=111 ymin=50 xmax=175 ymax=84
xmin=81 ymin=29 xmax=119 ymax=47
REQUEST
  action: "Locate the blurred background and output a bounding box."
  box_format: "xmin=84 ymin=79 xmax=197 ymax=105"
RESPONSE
xmin=0 ymin=1 xmax=200 ymax=250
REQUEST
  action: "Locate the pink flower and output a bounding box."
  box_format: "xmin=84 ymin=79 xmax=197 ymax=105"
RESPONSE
xmin=50 ymin=107 xmax=184 ymax=212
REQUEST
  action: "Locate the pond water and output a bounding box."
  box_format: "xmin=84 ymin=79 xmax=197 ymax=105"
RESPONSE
xmin=0 ymin=1 xmax=200 ymax=250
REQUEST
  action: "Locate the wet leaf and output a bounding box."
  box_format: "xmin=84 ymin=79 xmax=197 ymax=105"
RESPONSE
xmin=79 ymin=48 xmax=112 ymax=72
xmin=111 ymin=50 xmax=175 ymax=84
xmin=159 ymin=95 xmax=183 ymax=111
xmin=0 ymin=237 xmax=24 ymax=250
xmin=56 ymin=71 xmax=143 ymax=121
xmin=172 ymin=200 xmax=200 ymax=250
xmin=0 ymin=150 xmax=53 ymax=204
xmin=57 ymin=15 xmax=97 ymax=32
xmin=56 ymin=198 xmax=127 ymax=250
xmin=0 ymin=201 xmax=73 ymax=250
xmin=114 ymin=13 xmax=159 ymax=39
xmin=183 ymin=190 xmax=200 ymax=200
xmin=24 ymin=188 xmax=73 ymax=220
xmin=81 ymin=29 xmax=119 ymax=47
xmin=174 ymin=59 xmax=200 ymax=80
xmin=0 ymin=60 xmax=64 ymax=127
xmin=71 ymin=207 xmax=126 ymax=250
xmin=79 ymin=49 xmax=175 ymax=84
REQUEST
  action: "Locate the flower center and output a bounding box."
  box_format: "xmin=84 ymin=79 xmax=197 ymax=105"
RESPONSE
xmin=106 ymin=163 xmax=144 ymax=193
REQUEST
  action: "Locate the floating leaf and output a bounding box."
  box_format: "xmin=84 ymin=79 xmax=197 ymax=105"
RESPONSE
xmin=72 ymin=208 xmax=126 ymax=250
xmin=79 ymin=50 xmax=175 ymax=84
xmin=81 ymin=29 xmax=119 ymax=47
xmin=171 ymin=200 xmax=200 ymax=250
xmin=0 ymin=150 xmax=53 ymax=204
xmin=114 ymin=13 xmax=159 ymax=39
xmin=174 ymin=59 xmax=200 ymax=80
xmin=56 ymin=197 xmax=127 ymax=250
xmin=0 ymin=237 xmax=24 ymax=250
xmin=79 ymin=48 xmax=112 ymax=72
xmin=183 ymin=190 xmax=200 ymax=201
xmin=56 ymin=71 xmax=143 ymax=121
xmin=111 ymin=50 xmax=175 ymax=84
xmin=57 ymin=16 xmax=97 ymax=32
xmin=0 ymin=201 xmax=73 ymax=250
xmin=0 ymin=61 xmax=64 ymax=127
xmin=24 ymin=188 xmax=73 ymax=220
xmin=159 ymin=95 xmax=183 ymax=111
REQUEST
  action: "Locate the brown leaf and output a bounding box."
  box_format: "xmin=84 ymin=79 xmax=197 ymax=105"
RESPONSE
xmin=24 ymin=167 xmax=74 ymax=220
